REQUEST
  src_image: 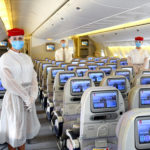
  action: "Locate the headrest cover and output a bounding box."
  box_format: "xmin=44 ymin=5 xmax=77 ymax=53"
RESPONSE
xmin=135 ymin=36 xmax=144 ymax=41
xmin=7 ymin=28 xmax=24 ymax=36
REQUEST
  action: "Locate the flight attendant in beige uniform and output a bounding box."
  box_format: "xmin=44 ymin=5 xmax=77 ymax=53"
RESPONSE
xmin=127 ymin=36 xmax=149 ymax=74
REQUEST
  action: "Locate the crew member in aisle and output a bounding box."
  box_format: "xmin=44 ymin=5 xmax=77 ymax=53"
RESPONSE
xmin=0 ymin=28 xmax=40 ymax=150
xmin=55 ymin=39 xmax=73 ymax=63
xmin=127 ymin=36 xmax=149 ymax=74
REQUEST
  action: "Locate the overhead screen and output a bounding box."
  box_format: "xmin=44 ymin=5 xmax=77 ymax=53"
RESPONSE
xmin=91 ymin=90 xmax=118 ymax=113
xmin=135 ymin=117 xmax=150 ymax=149
xmin=0 ymin=41 xmax=7 ymax=46
xmin=71 ymin=79 xmax=91 ymax=95
xmin=46 ymin=44 xmax=55 ymax=51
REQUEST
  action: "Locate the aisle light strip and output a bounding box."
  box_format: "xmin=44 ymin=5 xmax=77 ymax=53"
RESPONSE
xmin=0 ymin=0 xmax=12 ymax=29
xmin=74 ymin=18 xmax=150 ymax=37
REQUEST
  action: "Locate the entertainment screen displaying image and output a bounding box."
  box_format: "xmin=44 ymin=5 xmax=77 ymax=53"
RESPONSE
xmin=52 ymin=60 xmax=55 ymax=64
xmin=137 ymin=119 xmax=150 ymax=144
xmin=120 ymin=60 xmax=128 ymax=66
xmin=122 ymin=67 xmax=133 ymax=75
xmin=0 ymin=41 xmax=7 ymax=46
xmin=87 ymin=65 xmax=97 ymax=70
xmin=42 ymin=64 xmax=51 ymax=70
xmin=101 ymin=59 xmax=108 ymax=63
xmin=88 ymin=57 xmax=93 ymax=61
xmin=47 ymin=67 xmax=52 ymax=74
xmin=61 ymin=64 xmax=67 ymax=68
xmin=0 ymin=80 xmax=5 ymax=91
xmin=81 ymin=40 xmax=88 ymax=46
xmin=96 ymin=62 xmax=105 ymax=66
xmin=72 ymin=61 xmax=78 ymax=65
xmin=116 ymin=71 xmax=130 ymax=81
xmin=67 ymin=66 xmax=76 ymax=71
xmin=100 ymin=68 xmax=112 ymax=76
xmin=143 ymin=71 xmax=150 ymax=75
xmin=95 ymin=58 xmax=100 ymax=61
xmin=140 ymin=89 xmax=150 ymax=106
xmin=88 ymin=72 xmax=104 ymax=82
xmin=80 ymin=60 xmax=86 ymax=62
xmin=71 ymin=80 xmax=91 ymax=94
xmin=87 ymin=61 xmax=94 ymax=64
xmin=46 ymin=44 xmax=55 ymax=50
xmin=52 ymin=69 xmax=65 ymax=78
xmin=79 ymin=63 xmax=86 ymax=67
xmin=110 ymin=59 xmax=117 ymax=63
xmin=76 ymin=68 xmax=88 ymax=77
xmin=107 ymin=64 xmax=117 ymax=70
xmin=92 ymin=91 xmax=117 ymax=109
xmin=141 ymin=77 xmax=150 ymax=85
xmin=56 ymin=61 xmax=63 ymax=66
xmin=107 ymin=78 xmax=126 ymax=91
xmin=59 ymin=73 xmax=75 ymax=84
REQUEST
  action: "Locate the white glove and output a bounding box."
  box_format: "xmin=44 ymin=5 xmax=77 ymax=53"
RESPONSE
xmin=25 ymin=97 xmax=35 ymax=112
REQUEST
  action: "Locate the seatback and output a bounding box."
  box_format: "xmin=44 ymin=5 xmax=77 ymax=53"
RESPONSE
xmin=95 ymin=61 xmax=105 ymax=66
xmin=63 ymin=77 xmax=94 ymax=116
xmin=113 ymin=69 xmax=133 ymax=83
xmin=98 ymin=66 xmax=112 ymax=76
xmin=128 ymin=85 xmax=150 ymax=110
xmin=39 ymin=62 xmax=52 ymax=87
xmin=132 ymin=74 xmax=150 ymax=87
xmin=42 ymin=65 xmax=56 ymax=92
xmin=86 ymin=63 xmax=98 ymax=70
xmin=65 ymin=64 xmax=78 ymax=71
xmin=36 ymin=61 xmax=45 ymax=81
xmin=106 ymin=63 xmax=118 ymax=70
xmin=74 ymin=67 xmax=89 ymax=77
xmin=119 ymin=65 xmax=135 ymax=77
xmin=53 ymin=71 xmax=77 ymax=111
xmin=80 ymin=86 xmax=125 ymax=150
xmin=117 ymin=58 xmax=128 ymax=66
xmin=47 ymin=67 xmax=65 ymax=99
xmin=117 ymin=108 xmax=150 ymax=150
xmin=84 ymin=70 xmax=105 ymax=86
xmin=100 ymin=75 xmax=130 ymax=109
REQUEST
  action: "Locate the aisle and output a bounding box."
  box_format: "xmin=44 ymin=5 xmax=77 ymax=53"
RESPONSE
xmin=0 ymin=101 xmax=58 ymax=150
xmin=26 ymin=101 xmax=58 ymax=150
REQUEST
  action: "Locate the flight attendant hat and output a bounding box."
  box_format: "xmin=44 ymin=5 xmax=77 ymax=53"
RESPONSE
xmin=135 ymin=36 xmax=144 ymax=41
xmin=7 ymin=28 xmax=24 ymax=36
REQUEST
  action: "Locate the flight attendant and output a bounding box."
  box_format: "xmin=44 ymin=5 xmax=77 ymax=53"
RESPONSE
xmin=55 ymin=39 xmax=73 ymax=62
xmin=127 ymin=36 xmax=149 ymax=74
xmin=0 ymin=28 xmax=40 ymax=150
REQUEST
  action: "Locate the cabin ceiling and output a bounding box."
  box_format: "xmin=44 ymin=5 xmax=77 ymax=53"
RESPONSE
xmin=10 ymin=0 xmax=150 ymax=40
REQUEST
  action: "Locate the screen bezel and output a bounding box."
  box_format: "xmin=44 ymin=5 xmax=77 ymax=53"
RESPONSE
xmin=88 ymin=72 xmax=104 ymax=83
xmin=59 ymin=72 xmax=76 ymax=86
xmin=70 ymin=79 xmax=91 ymax=96
xmin=140 ymin=77 xmax=150 ymax=85
xmin=115 ymin=71 xmax=130 ymax=81
xmin=135 ymin=116 xmax=150 ymax=149
xmin=107 ymin=78 xmax=126 ymax=92
xmin=139 ymin=88 xmax=150 ymax=108
xmin=90 ymin=90 xmax=119 ymax=113
xmin=51 ymin=68 xmax=65 ymax=79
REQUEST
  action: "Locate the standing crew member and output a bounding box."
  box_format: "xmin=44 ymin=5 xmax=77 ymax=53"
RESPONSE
xmin=127 ymin=36 xmax=149 ymax=74
xmin=0 ymin=28 xmax=40 ymax=150
xmin=55 ymin=39 xmax=73 ymax=63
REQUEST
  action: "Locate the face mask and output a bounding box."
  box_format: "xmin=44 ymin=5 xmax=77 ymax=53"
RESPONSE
xmin=11 ymin=41 xmax=24 ymax=50
xmin=136 ymin=42 xmax=141 ymax=48
xmin=62 ymin=43 xmax=66 ymax=48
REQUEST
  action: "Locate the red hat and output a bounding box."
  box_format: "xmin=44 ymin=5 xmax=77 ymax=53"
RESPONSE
xmin=135 ymin=36 xmax=144 ymax=41
xmin=7 ymin=28 xmax=24 ymax=36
